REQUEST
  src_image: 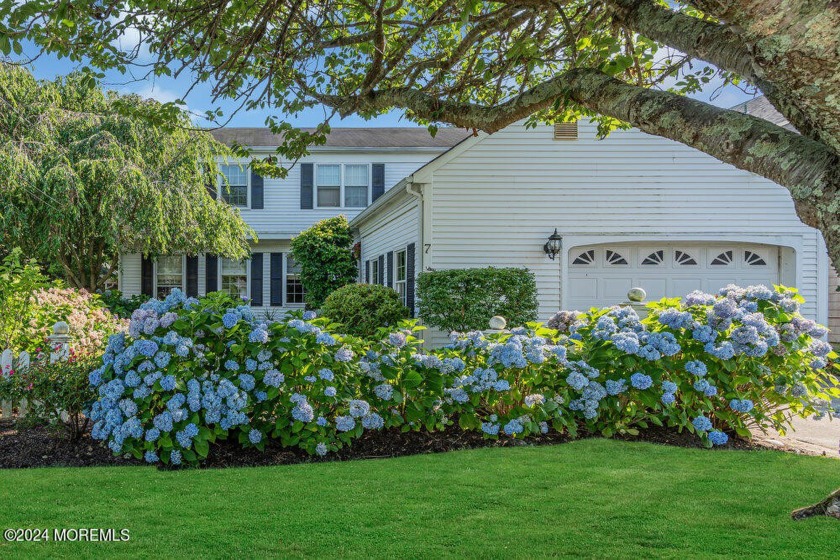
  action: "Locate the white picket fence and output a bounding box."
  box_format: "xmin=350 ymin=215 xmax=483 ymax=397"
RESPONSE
xmin=0 ymin=322 xmax=72 ymax=420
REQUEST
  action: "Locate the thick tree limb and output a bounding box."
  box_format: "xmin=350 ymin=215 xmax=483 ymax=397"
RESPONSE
xmin=680 ymin=0 xmax=840 ymax=153
xmin=317 ymin=67 xmax=840 ymax=266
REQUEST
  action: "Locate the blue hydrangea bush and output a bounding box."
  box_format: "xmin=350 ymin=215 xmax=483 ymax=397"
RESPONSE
xmin=87 ymin=285 xmax=838 ymax=466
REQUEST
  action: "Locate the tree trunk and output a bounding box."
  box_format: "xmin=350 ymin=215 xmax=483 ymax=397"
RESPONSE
xmin=791 ymin=488 xmax=840 ymax=520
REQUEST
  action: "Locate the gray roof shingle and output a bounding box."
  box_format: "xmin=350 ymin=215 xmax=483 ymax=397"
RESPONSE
xmin=730 ymin=96 xmax=796 ymax=131
xmin=209 ymin=126 xmax=472 ymax=148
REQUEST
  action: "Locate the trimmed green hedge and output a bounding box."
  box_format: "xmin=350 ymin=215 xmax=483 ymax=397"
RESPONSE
xmin=321 ymin=283 xmax=409 ymax=337
xmin=417 ymin=267 xmax=538 ymax=332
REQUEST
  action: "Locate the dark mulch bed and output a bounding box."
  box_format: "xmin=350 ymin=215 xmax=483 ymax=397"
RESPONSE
xmin=0 ymin=419 xmax=765 ymax=470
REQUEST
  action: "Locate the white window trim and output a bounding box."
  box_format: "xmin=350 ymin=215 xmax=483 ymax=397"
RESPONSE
xmin=284 ymin=253 xmax=306 ymax=307
xmin=314 ymin=163 xmax=372 ymax=210
xmin=394 ymin=248 xmax=407 ymax=305
xmin=154 ymin=255 xmax=186 ymax=297
xmin=218 ymin=163 xmax=251 ymax=209
xmin=218 ymin=257 xmax=251 ymax=301
xmin=370 ymin=258 xmax=380 ymax=286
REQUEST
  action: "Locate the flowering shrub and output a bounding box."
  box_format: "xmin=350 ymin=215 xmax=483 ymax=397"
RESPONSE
xmin=22 ymin=287 xmax=129 ymax=356
xmin=87 ymin=285 xmax=839 ymax=466
xmin=0 ymin=348 xmax=99 ymax=441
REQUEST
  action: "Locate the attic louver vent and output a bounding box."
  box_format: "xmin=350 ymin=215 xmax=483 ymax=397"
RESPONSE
xmin=553 ymin=122 xmax=578 ymax=140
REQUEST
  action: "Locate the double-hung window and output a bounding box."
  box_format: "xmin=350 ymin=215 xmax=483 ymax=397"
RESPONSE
xmin=220 ymin=164 xmax=249 ymax=208
xmin=286 ymin=256 xmax=305 ymax=305
xmin=221 ymin=258 xmax=248 ymax=299
xmin=156 ymin=255 xmax=183 ymax=298
xmin=316 ymin=164 xmax=341 ymax=208
xmin=370 ymin=259 xmax=380 ymax=286
xmin=394 ymin=249 xmax=407 ymax=305
xmin=344 ymin=164 xmax=369 ymax=208
xmin=315 ymin=164 xmax=371 ymax=208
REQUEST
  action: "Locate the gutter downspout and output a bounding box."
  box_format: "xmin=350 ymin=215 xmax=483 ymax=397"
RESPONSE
xmin=405 ymin=181 xmax=424 ymax=273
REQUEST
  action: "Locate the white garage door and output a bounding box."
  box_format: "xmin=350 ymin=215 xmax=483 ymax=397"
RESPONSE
xmin=567 ymin=244 xmax=779 ymax=310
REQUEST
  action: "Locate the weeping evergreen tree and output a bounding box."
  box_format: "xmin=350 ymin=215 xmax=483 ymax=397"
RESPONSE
xmin=0 ymin=63 xmax=253 ymax=290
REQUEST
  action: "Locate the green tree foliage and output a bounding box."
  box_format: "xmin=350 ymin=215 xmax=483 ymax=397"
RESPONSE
xmin=0 ymin=63 xmax=254 ymax=290
xmin=321 ymin=283 xmax=409 ymax=337
xmin=0 ymin=248 xmax=49 ymax=350
xmin=2 ymin=2 xmax=839 ymax=266
xmin=417 ymin=268 xmax=538 ymax=333
xmin=290 ymin=216 xmax=359 ymax=309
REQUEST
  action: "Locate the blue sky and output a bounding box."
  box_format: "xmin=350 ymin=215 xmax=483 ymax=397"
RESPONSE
xmin=21 ymin=45 xmax=756 ymax=129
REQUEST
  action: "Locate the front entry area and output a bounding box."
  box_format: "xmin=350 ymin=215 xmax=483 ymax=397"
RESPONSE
xmin=566 ymin=243 xmax=781 ymax=310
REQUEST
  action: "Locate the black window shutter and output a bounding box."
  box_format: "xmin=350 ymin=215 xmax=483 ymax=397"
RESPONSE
xmin=386 ymin=251 xmax=394 ymax=288
xmin=250 ymin=253 xmax=263 ymax=306
xmin=377 ymin=254 xmax=384 ymax=285
xmin=365 ymin=260 xmax=370 ymax=283
xmin=251 ymin=169 xmax=264 ymax=209
xmin=141 ymin=256 xmax=153 ymax=296
xmin=406 ymin=243 xmax=416 ymax=317
xmin=300 ymin=163 xmax=314 ymax=209
xmin=186 ymin=256 xmax=198 ymax=297
xmin=205 ymin=254 xmax=218 ymax=294
xmin=372 ymin=164 xmax=385 ymax=202
xmin=270 ymin=253 xmax=284 ymax=306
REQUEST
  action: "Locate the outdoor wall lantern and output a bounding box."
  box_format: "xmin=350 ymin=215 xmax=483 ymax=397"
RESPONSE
xmin=543 ymin=229 xmax=563 ymax=260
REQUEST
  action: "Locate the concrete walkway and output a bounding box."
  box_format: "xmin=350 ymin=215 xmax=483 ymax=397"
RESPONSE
xmin=752 ymin=415 xmax=840 ymax=458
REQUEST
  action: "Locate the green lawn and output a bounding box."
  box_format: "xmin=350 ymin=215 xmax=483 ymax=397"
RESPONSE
xmin=0 ymin=440 xmax=837 ymax=559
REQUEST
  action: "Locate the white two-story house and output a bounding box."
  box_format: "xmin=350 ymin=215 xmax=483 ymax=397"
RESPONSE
xmin=118 ymin=103 xmax=838 ymax=345
xmin=117 ymin=127 xmax=469 ymax=313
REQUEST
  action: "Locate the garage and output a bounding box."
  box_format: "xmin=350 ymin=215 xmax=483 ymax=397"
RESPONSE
xmin=566 ymin=243 xmax=780 ymax=310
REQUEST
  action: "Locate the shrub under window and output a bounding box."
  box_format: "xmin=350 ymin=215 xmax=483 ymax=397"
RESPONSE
xmin=321 ymin=284 xmax=409 ymax=337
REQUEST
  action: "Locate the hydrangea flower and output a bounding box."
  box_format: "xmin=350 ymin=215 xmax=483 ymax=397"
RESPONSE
xmin=503 ymin=419 xmax=524 ymax=436
xmin=222 ymin=311 xmax=240 ymax=329
xmin=263 ymin=369 xmax=285 ymax=387
xmin=729 ymin=399 xmax=754 ymax=413
xmin=324 ymin=386 xmax=337 ymax=397
xmin=315 ymin=442 xmax=328 ymax=456
xmin=335 ymin=415 xmax=356 ymax=432
xmin=481 ymin=422 xmax=500 ymax=435
xmin=362 ymin=413 xmax=384 ymax=430
xmin=388 ymin=332 xmax=407 ymax=347
xmin=661 ymin=393 xmax=676 ymax=406
xmin=335 ymin=347 xmax=355 ymax=362
xmin=170 ymin=450 xmax=182 ymax=465
xmin=374 ymin=384 xmax=394 ymax=400
xmin=692 ymin=415 xmax=713 ymax=432
xmin=144 ymin=450 xmax=159 ymax=463
xmin=685 ymin=360 xmax=707 ymax=376
xmin=661 ymin=381 xmax=678 ymax=394
xmin=708 ymin=430 xmax=729 ymax=446
xmin=249 ymin=429 xmax=263 ymax=444
xmin=605 ymin=379 xmax=628 ymax=395
xmin=349 ymin=400 xmax=371 ymax=418
xmin=318 ymin=368 xmax=334 ymax=381
xmin=630 ymin=372 xmax=653 ymax=390
xmin=524 ymin=394 xmax=545 ymax=407
xmin=160 ymin=375 xmax=176 ymax=391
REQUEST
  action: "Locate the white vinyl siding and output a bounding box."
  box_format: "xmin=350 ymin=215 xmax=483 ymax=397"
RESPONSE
xmin=230 ymin=152 xmax=438 ymax=236
xmin=425 ymin=122 xmax=825 ymax=323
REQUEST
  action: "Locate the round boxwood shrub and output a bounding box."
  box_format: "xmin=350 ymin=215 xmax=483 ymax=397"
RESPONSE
xmin=321 ymin=283 xmax=409 ymax=337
